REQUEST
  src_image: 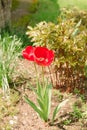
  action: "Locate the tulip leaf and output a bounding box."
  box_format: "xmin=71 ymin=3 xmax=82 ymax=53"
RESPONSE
xmin=37 ymin=81 xmax=43 ymax=100
xmin=24 ymin=95 xmax=44 ymax=119
xmin=43 ymin=84 xmax=52 ymax=118
xmin=52 ymin=105 xmax=60 ymax=123
xmin=37 ymin=84 xmax=52 ymax=120
xmin=52 ymin=99 xmax=69 ymax=123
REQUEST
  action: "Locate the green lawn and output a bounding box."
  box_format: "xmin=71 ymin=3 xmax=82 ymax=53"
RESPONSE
xmin=58 ymin=0 xmax=87 ymax=10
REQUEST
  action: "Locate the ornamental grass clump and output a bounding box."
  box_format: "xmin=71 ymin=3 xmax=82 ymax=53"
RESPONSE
xmin=0 ymin=34 xmax=22 ymax=95
xmin=22 ymin=46 xmax=68 ymax=122
xmin=26 ymin=8 xmax=87 ymax=92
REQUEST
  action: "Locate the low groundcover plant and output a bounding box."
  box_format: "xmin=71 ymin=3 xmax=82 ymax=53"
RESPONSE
xmin=22 ymin=46 xmax=68 ymax=123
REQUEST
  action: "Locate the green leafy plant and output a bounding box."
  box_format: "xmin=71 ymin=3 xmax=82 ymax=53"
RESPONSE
xmin=74 ymin=88 xmax=85 ymax=101
xmin=71 ymin=104 xmax=83 ymax=120
xmin=0 ymin=34 xmax=22 ymax=95
xmin=63 ymin=119 xmax=71 ymax=125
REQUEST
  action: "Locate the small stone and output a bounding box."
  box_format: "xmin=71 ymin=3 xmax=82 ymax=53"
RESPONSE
xmin=23 ymin=120 xmax=27 ymax=125
xmin=13 ymin=116 xmax=18 ymax=120
xmin=9 ymin=120 xmax=14 ymax=125
xmin=24 ymin=113 xmax=28 ymax=116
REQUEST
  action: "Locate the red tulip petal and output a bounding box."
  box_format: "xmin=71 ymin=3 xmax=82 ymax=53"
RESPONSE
xmin=22 ymin=46 xmax=54 ymax=65
xmin=34 ymin=46 xmax=54 ymax=66
xmin=22 ymin=46 xmax=35 ymax=61
xmin=34 ymin=47 xmax=48 ymax=58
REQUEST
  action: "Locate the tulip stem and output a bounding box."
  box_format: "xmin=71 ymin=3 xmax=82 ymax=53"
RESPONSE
xmin=42 ymin=66 xmax=47 ymax=96
xmin=42 ymin=66 xmax=45 ymax=88
xmin=48 ymin=66 xmax=54 ymax=87
xmin=33 ymin=63 xmax=39 ymax=86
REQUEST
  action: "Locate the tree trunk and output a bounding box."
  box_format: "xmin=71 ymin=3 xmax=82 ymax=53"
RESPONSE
xmin=0 ymin=0 xmax=11 ymax=28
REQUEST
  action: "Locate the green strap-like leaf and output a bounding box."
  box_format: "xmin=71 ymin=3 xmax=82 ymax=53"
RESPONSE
xmin=24 ymin=95 xmax=50 ymax=121
xmin=42 ymin=84 xmax=52 ymax=118
xmin=52 ymin=105 xmax=60 ymax=123
xmin=24 ymin=96 xmax=43 ymax=119
xmin=37 ymin=98 xmax=44 ymax=111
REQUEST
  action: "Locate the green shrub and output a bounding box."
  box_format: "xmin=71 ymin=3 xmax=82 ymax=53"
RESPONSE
xmin=12 ymin=13 xmax=32 ymax=47
xmin=12 ymin=0 xmax=19 ymax=11
xmin=13 ymin=15 xmax=30 ymax=29
xmin=28 ymin=0 xmax=39 ymax=13
xmin=26 ymin=8 xmax=87 ymax=91
xmin=29 ymin=0 xmax=60 ymax=26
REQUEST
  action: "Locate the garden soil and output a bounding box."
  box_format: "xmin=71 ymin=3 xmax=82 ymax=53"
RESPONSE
xmin=12 ymin=59 xmax=87 ymax=130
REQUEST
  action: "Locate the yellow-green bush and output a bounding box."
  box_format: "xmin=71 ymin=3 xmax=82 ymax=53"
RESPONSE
xmin=60 ymin=8 xmax=87 ymax=28
xmin=26 ymin=8 xmax=87 ymax=91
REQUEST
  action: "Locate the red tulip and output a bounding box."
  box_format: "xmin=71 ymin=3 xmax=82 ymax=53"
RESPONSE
xmin=34 ymin=47 xmax=54 ymax=66
xmin=22 ymin=46 xmax=54 ymax=66
xmin=22 ymin=46 xmax=35 ymax=61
